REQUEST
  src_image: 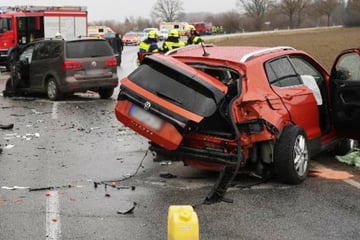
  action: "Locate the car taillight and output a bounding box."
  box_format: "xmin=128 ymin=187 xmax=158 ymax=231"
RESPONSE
xmin=63 ymin=61 xmax=82 ymax=70
xmin=105 ymin=58 xmax=117 ymax=68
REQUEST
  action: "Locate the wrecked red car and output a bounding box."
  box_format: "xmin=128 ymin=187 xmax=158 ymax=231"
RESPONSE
xmin=115 ymin=45 xmax=360 ymax=184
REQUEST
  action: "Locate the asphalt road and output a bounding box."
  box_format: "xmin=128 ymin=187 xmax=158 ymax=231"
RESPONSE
xmin=0 ymin=46 xmax=360 ymax=240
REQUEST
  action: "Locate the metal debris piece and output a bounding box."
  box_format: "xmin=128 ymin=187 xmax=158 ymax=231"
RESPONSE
xmin=29 ymin=184 xmax=79 ymax=192
xmin=204 ymin=166 xmax=234 ymax=204
xmin=117 ymin=202 xmax=137 ymax=214
xmin=0 ymin=124 xmax=14 ymax=130
xmin=4 ymin=144 xmax=15 ymax=149
xmin=29 ymin=186 xmax=55 ymax=191
xmin=1 ymin=186 xmax=30 ymax=190
xmin=116 ymin=185 xmax=136 ymax=190
xmin=159 ymin=172 xmax=177 ymax=179
xmin=160 ymin=161 xmax=172 ymax=166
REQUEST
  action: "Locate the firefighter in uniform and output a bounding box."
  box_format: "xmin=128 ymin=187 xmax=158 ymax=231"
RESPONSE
xmin=186 ymin=29 xmax=204 ymax=45
xmin=138 ymin=30 xmax=160 ymax=53
xmin=161 ymin=29 xmax=186 ymax=53
xmin=138 ymin=30 xmax=160 ymax=65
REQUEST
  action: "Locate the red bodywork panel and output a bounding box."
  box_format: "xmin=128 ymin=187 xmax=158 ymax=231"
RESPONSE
xmin=115 ymin=99 xmax=183 ymax=150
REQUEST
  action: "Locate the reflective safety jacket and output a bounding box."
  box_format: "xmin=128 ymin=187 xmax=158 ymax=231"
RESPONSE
xmin=161 ymin=37 xmax=186 ymax=53
xmin=187 ymin=35 xmax=203 ymax=45
xmin=139 ymin=39 xmax=159 ymax=53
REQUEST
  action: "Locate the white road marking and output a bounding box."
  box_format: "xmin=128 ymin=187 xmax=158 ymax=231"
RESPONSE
xmin=46 ymin=191 xmax=61 ymax=240
xmin=343 ymin=179 xmax=360 ymax=189
xmin=51 ymin=102 xmax=58 ymax=120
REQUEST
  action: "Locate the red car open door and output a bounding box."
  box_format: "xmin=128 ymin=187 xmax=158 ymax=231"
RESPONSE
xmin=330 ymin=48 xmax=360 ymax=139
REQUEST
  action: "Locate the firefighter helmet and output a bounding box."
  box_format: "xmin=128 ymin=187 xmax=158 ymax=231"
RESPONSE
xmin=148 ymin=30 xmax=158 ymax=40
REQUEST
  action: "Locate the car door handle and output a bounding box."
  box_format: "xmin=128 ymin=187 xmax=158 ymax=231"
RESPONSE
xmin=283 ymin=94 xmax=293 ymax=100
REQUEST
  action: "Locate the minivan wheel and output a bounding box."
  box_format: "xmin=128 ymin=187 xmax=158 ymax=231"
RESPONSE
xmin=46 ymin=78 xmax=62 ymax=101
xmin=3 ymin=78 xmax=17 ymax=97
xmin=98 ymin=88 xmax=114 ymax=99
xmin=274 ymin=125 xmax=309 ymax=184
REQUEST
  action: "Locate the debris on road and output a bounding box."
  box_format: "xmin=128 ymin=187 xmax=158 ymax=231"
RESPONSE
xmin=160 ymin=172 xmax=177 ymax=179
xmin=203 ymin=166 xmax=234 ymax=205
xmin=93 ymin=180 xmax=136 ymax=191
xmin=1 ymin=186 xmax=30 ymax=190
xmin=29 ymin=184 xmax=83 ymax=192
xmin=0 ymin=123 xmax=14 ymax=130
xmin=336 ymin=149 xmax=360 ymax=167
xmin=117 ymin=201 xmax=136 ymax=214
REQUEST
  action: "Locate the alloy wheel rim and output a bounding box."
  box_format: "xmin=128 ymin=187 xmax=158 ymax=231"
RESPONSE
xmin=293 ymin=135 xmax=308 ymax=176
xmin=48 ymin=81 xmax=56 ymax=98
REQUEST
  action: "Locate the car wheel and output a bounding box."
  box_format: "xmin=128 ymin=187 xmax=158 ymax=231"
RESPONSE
xmin=3 ymin=78 xmax=17 ymax=97
xmin=46 ymin=78 xmax=62 ymax=101
xmin=274 ymin=125 xmax=309 ymax=184
xmin=332 ymin=138 xmax=356 ymax=156
xmin=98 ymin=88 xmax=114 ymax=99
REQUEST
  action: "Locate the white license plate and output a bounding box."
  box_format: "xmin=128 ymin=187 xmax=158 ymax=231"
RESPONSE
xmin=129 ymin=104 xmax=163 ymax=130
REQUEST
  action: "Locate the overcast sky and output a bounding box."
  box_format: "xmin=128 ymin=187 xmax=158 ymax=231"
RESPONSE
xmin=1 ymin=0 xmax=238 ymax=22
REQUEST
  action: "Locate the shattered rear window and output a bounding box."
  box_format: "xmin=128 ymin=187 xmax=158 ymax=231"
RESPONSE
xmin=127 ymin=61 xmax=223 ymax=117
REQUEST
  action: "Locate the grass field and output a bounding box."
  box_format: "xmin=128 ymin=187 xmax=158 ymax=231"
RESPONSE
xmin=211 ymin=27 xmax=360 ymax=71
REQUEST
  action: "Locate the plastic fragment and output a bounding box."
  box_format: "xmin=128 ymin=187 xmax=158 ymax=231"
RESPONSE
xmin=0 ymin=124 xmax=14 ymax=130
xmin=1 ymin=186 xmax=30 ymax=190
xmin=117 ymin=202 xmax=137 ymax=214
xmin=160 ymin=172 xmax=177 ymax=179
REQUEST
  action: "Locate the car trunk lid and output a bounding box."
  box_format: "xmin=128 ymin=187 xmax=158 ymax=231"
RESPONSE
xmin=115 ymin=54 xmax=229 ymax=150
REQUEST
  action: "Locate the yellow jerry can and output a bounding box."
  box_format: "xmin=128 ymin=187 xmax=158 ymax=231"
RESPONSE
xmin=168 ymin=205 xmax=199 ymax=240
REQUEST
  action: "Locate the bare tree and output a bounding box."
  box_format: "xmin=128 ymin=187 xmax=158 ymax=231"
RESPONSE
xmin=218 ymin=11 xmax=243 ymax=33
xmin=295 ymin=0 xmax=308 ymax=27
xmin=151 ymin=0 xmax=184 ymax=22
xmin=237 ymin=0 xmax=274 ymax=31
xmin=345 ymin=0 xmax=360 ymax=26
xmin=277 ymin=0 xmax=308 ymax=28
xmin=313 ymin=0 xmax=342 ymax=26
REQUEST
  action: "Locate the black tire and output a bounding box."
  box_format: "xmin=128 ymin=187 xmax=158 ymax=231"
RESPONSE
xmin=332 ymin=138 xmax=355 ymax=156
xmin=3 ymin=77 xmax=17 ymax=97
xmin=274 ymin=125 xmax=309 ymax=184
xmin=46 ymin=78 xmax=62 ymax=101
xmin=98 ymin=88 xmax=114 ymax=99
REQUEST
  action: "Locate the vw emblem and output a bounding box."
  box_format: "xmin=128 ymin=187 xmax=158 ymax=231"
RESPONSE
xmin=144 ymin=101 xmax=151 ymax=111
xmin=91 ymin=61 xmax=97 ymax=67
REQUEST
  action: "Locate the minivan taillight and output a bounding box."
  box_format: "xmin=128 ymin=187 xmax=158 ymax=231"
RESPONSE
xmin=63 ymin=61 xmax=82 ymax=70
xmin=105 ymin=58 xmax=117 ymax=68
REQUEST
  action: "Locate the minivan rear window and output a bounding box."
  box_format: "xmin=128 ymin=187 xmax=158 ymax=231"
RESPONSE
xmin=66 ymin=40 xmax=113 ymax=58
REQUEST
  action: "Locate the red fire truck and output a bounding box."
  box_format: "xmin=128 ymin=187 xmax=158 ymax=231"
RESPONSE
xmin=0 ymin=5 xmax=88 ymax=68
xmin=192 ymin=22 xmax=212 ymax=35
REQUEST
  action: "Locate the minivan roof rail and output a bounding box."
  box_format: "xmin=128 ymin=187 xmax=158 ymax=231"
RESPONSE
xmin=240 ymin=46 xmax=295 ymax=63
